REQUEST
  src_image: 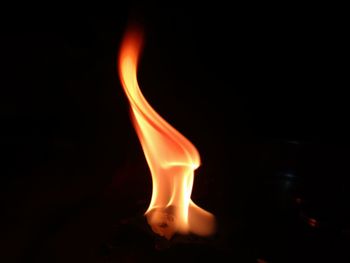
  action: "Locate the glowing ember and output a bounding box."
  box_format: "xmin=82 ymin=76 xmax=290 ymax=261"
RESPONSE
xmin=118 ymin=26 xmax=215 ymax=239
xmin=308 ymin=218 xmax=319 ymax=228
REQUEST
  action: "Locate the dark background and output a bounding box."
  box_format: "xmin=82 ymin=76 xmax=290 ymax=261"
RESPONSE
xmin=1 ymin=4 xmax=348 ymax=263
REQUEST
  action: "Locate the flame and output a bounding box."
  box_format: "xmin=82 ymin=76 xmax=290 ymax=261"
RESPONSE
xmin=118 ymin=26 xmax=215 ymax=239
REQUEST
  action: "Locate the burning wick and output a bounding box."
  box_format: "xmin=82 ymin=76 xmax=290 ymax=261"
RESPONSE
xmin=118 ymin=26 xmax=215 ymax=240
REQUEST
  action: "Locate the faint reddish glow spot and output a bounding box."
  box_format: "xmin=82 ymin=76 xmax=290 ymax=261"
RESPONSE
xmin=308 ymin=218 xmax=319 ymax=228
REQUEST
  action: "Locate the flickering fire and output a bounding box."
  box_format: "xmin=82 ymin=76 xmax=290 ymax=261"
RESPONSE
xmin=118 ymin=26 xmax=215 ymax=239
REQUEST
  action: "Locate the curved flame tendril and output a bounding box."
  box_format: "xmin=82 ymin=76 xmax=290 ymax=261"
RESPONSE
xmin=118 ymin=26 xmax=215 ymax=239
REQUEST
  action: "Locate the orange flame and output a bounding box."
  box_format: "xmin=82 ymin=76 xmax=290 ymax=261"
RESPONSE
xmin=118 ymin=26 xmax=215 ymax=239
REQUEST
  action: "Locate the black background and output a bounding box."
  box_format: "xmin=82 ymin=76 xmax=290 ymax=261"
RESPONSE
xmin=1 ymin=3 xmax=348 ymax=263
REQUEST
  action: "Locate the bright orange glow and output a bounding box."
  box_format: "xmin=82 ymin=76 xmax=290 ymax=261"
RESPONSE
xmin=118 ymin=26 xmax=215 ymax=239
